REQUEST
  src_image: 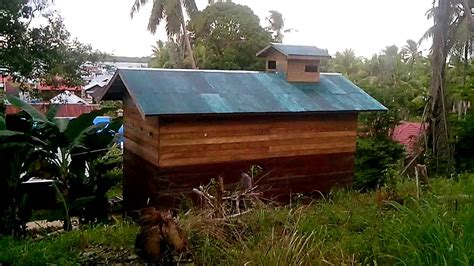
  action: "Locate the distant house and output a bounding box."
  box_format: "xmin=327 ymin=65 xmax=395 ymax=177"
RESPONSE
xmin=50 ymin=90 xmax=89 ymax=104
xmin=84 ymin=74 xmax=113 ymax=103
xmin=391 ymin=122 xmax=425 ymax=155
xmin=97 ymin=43 xmax=386 ymax=211
xmin=4 ymin=77 xmax=95 ymax=118
xmin=6 ymin=104 xmax=99 ymax=119
xmin=37 ymin=83 xmax=83 ymax=101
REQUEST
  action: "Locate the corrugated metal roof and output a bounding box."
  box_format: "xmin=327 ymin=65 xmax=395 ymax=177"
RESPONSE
xmin=100 ymin=68 xmax=386 ymax=116
xmin=38 ymin=84 xmax=82 ymax=92
xmin=6 ymin=104 xmax=99 ymax=118
xmin=392 ymin=122 xmax=425 ymax=155
xmin=257 ymin=43 xmax=330 ymax=58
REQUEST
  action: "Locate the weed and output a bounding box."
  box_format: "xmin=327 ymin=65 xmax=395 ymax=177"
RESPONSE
xmin=1 ymin=176 xmax=473 ymax=265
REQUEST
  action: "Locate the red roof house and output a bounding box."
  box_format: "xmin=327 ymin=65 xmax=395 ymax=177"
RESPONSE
xmin=6 ymin=104 xmax=99 ymax=118
xmin=391 ymin=122 xmax=425 ymax=155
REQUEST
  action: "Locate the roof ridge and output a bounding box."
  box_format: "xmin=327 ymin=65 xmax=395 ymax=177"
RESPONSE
xmin=118 ymin=68 xmax=261 ymax=74
xmin=320 ymin=72 xmax=342 ymax=76
xmin=271 ymin=43 xmax=320 ymax=47
xmin=117 ymin=68 xmax=344 ymax=76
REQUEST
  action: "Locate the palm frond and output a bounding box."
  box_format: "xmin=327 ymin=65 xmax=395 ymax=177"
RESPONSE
xmin=454 ymin=16 xmax=471 ymax=44
xmin=182 ymin=0 xmax=198 ymax=15
xmin=419 ymin=25 xmax=436 ymax=45
xmin=163 ymin=0 xmax=182 ymax=37
xmin=6 ymin=95 xmax=49 ymax=123
xmin=147 ymin=0 xmax=165 ymax=34
xmin=0 ymin=116 xmax=5 ymax=130
xmin=131 ymin=0 xmax=150 ymax=18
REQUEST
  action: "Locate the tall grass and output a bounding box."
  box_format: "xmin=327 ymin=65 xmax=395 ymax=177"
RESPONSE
xmin=185 ymin=176 xmax=474 ymax=265
xmin=1 ymin=176 xmax=473 ymax=265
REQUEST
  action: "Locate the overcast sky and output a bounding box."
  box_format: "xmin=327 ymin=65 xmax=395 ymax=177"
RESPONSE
xmin=53 ymin=0 xmax=433 ymax=58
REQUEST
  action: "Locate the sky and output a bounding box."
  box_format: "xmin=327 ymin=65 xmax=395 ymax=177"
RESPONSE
xmin=53 ymin=0 xmax=434 ymax=58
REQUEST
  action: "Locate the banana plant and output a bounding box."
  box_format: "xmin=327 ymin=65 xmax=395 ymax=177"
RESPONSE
xmin=2 ymin=95 xmax=122 ymax=231
xmin=0 ymin=112 xmax=49 ymax=236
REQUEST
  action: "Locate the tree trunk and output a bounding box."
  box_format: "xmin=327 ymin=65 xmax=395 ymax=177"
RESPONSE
xmin=178 ymin=0 xmax=197 ymax=69
xmin=462 ymin=0 xmax=474 ymax=31
xmin=427 ymin=0 xmax=454 ymax=173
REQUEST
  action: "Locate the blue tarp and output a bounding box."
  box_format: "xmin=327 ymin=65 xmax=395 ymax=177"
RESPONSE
xmin=93 ymin=116 xmax=124 ymax=144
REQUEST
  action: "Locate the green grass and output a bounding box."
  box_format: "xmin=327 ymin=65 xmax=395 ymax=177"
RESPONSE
xmin=1 ymin=176 xmax=473 ymax=265
xmin=0 ymin=222 xmax=138 ymax=265
xmin=185 ymin=175 xmax=474 ymax=265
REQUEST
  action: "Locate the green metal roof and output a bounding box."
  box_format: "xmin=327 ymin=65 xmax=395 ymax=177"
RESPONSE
xmin=99 ymin=68 xmax=386 ymax=116
xmin=256 ymin=43 xmax=330 ymax=58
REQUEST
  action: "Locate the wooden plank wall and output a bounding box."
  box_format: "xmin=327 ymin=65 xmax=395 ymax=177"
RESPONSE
xmin=264 ymin=49 xmax=288 ymax=73
xmin=123 ymin=95 xmax=160 ymax=166
xmin=287 ymin=59 xmax=320 ymax=83
xmin=159 ymin=113 xmax=357 ymax=167
xmin=123 ymin=111 xmax=358 ymax=210
xmin=123 ymin=149 xmax=161 ymax=211
xmin=154 ymin=152 xmax=355 ymax=207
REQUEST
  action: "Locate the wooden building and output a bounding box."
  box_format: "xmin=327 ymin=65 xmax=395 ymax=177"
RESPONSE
xmin=97 ymin=44 xmax=386 ymax=211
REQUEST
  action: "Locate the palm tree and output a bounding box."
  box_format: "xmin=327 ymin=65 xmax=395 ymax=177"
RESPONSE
xmin=401 ymin=39 xmax=421 ymax=67
xmin=266 ymin=10 xmax=296 ymax=43
xmin=150 ymin=40 xmax=184 ymax=68
xmin=131 ymin=0 xmax=198 ymax=69
xmin=331 ymin=49 xmax=363 ymax=78
xmin=267 ymin=11 xmax=284 ymax=43
xmin=423 ymin=0 xmax=462 ymax=171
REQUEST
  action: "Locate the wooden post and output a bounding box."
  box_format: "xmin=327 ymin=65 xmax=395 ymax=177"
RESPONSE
xmin=416 ymin=164 xmax=429 ymax=185
xmin=415 ymin=164 xmax=429 ymax=199
xmin=216 ymin=177 xmax=224 ymax=218
xmin=415 ymin=167 xmax=419 ymax=199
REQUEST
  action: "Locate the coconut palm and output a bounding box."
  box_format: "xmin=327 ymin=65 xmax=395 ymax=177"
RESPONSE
xmin=267 ymin=11 xmax=285 ymax=42
xmin=331 ymin=49 xmax=363 ymax=78
xmin=150 ymin=40 xmax=184 ymax=68
xmin=131 ymin=0 xmax=198 ymax=69
xmin=422 ymin=0 xmax=467 ymax=171
xmin=401 ymin=39 xmax=422 ymax=67
xmin=266 ymin=10 xmax=296 ymax=43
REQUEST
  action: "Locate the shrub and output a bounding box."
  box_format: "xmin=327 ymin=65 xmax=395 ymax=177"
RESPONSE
xmin=70 ymin=144 xmax=123 ymax=224
xmin=453 ymin=111 xmax=474 ymax=172
xmin=355 ymin=137 xmax=405 ymax=190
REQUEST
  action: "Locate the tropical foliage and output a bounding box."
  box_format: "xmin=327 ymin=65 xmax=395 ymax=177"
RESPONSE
xmin=188 ymin=2 xmax=272 ymax=70
xmin=149 ymin=40 xmax=186 ymax=69
xmin=0 ymin=0 xmax=102 ymax=87
xmin=422 ymin=0 xmax=474 ymax=173
xmin=453 ymin=110 xmax=474 ymax=171
xmin=0 ymin=96 xmax=122 ymax=235
xmin=131 ymin=0 xmax=198 ymax=68
xmin=355 ymin=137 xmax=405 ymax=190
xmin=148 ymin=3 xmax=291 ymax=70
